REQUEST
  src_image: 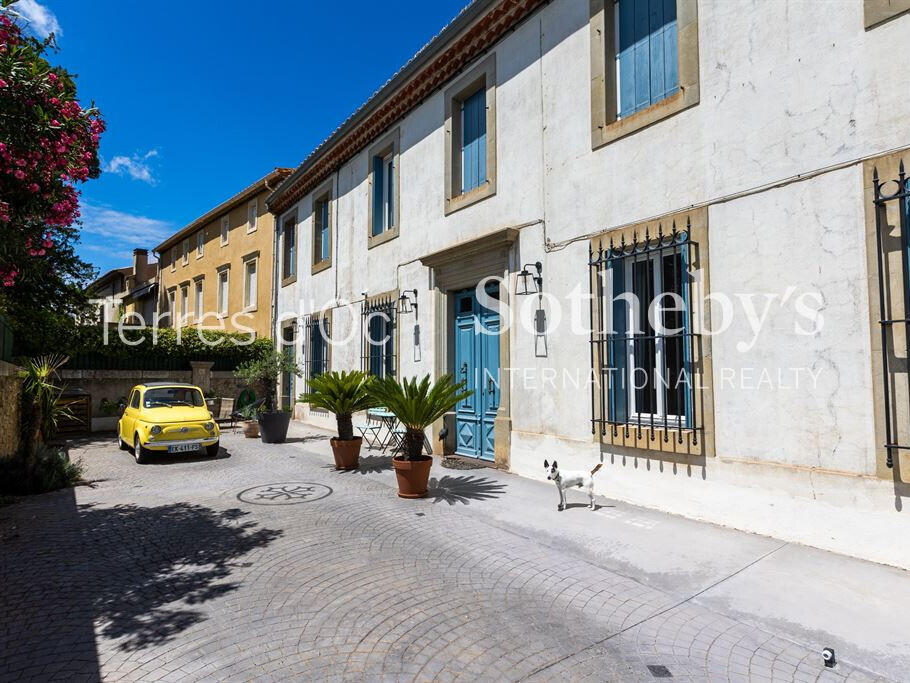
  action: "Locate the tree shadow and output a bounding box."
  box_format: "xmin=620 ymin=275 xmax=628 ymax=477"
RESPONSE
xmin=0 ymin=492 xmax=282 ymax=680
xmin=426 ymin=475 xmax=507 ymax=505
xmin=332 ymin=455 xmax=394 ymax=475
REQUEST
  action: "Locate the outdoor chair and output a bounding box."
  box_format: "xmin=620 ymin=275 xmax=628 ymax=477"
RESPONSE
xmin=355 ymin=411 xmax=382 ymax=449
xmin=216 ymin=397 xmax=235 ymax=431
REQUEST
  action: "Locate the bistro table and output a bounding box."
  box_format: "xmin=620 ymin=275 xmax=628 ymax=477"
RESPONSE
xmin=368 ymin=408 xmax=401 ymax=452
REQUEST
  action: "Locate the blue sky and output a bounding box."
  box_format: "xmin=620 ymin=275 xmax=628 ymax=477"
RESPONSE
xmin=16 ymin=0 xmax=469 ymax=276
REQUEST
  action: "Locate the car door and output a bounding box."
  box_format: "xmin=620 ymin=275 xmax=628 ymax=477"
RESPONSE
xmin=121 ymin=389 xmax=140 ymax=440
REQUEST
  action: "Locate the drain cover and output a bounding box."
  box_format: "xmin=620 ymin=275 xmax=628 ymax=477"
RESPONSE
xmin=237 ymin=482 xmax=332 ymax=505
xmin=646 ymin=665 xmax=672 ymax=678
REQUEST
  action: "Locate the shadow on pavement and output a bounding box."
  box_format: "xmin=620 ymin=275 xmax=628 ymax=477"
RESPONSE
xmin=427 ymin=474 xmax=507 ymax=505
xmin=0 ymin=488 xmax=282 ymax=679
xmin=146 ymin=446 xmax=232 ymax=465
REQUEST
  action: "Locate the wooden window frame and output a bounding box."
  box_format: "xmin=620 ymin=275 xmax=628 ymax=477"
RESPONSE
xmin=367 ymin=129 xmax=401 ymax=249
xmin=590 ymin=0 xmax=699 ymax=149
xmin=311 ymin=182 xmax=333 ymax=275
xmin=444 ymin=53 xmax=497 ymax=215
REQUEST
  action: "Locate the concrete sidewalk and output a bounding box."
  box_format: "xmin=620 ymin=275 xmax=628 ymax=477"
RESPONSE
xmin=317 ymin=424 xmax=910 ymax=681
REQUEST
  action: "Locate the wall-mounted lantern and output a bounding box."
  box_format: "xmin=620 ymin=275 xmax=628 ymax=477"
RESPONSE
xmin=517 ymin=261 xmax=543 ymax=295
xmin=398 ymin=288 xmax=418 ymax=315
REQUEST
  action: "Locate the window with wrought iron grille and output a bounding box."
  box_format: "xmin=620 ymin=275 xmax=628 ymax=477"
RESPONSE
xmin=589 ymin=220 xmax=700 ymax=444
xmin=872 ymin=160 xmax=910 ymax=468
xmin=361 ymin=296 xmax=396 ymax=379
xmin=301 ymin=314 xmax=330 ymax=395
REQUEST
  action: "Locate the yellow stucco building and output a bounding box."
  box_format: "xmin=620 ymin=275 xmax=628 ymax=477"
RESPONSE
xmin=154 ymin=168 xmax=292 ymax=339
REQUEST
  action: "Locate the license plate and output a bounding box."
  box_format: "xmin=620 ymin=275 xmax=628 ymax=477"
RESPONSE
xmin=168 ymin=442 xmax=200 ymax=453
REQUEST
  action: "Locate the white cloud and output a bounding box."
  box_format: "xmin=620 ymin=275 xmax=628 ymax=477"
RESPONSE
xmin=80 ymin=201 xmax=173 ymax=247
xmin=103 ymin=150 xmax=159 ymax=185
xmin=10 ymin=0 xmax=62 ymax=39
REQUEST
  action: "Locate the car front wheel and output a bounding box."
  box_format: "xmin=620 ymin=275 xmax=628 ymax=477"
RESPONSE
xmin=205 ymin=441 xmax=220 ymax=458
xmin=134 ymin=434 xmax=150 ymax=464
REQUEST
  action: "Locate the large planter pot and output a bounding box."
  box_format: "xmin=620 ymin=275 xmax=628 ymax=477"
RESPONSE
xmin=330 ymin=437 xmax=362 ymax=470
xmin=258 ymin=411 xmax=291 ymax=444
xmin=392 ymin=455 xmax=433 ymax=499
xmin=242 ymin=420 xmax=260 ymax=438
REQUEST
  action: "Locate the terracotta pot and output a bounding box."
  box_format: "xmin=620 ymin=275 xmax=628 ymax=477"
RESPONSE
xmin=330 ymin=436 xmax=362 ymax=470
xmin=242 ymin=420 xmax=260 ymax=438
xmin=392 ymin=455 xmax=433 ymax=499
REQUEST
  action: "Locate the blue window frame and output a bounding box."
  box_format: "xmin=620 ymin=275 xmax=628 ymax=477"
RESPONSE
xmin=309 ymin=317 xmax=328 ymax=379
xmin=461 ymin=88 xmax=486 ymax=193
xmin=590 ymin=228 xmax=697 ymax=438
xmin=616 ymin=0 xmax=678 ymax=118
xmin=372 ymin=153 xmax=394 ymax=236
xmin=314 ymin=197 xmax=330 ymax=264
xmin=282 ymin=213 xmax=296 ymax=279
xmin=362 ymin=297 xmax=396 ymax=379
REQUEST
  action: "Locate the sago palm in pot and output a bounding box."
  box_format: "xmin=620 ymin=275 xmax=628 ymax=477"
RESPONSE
xmin=368 ymin=373 xmax=472 ymax=498
xmin=298 ymin=371 xmax=376 ymax=470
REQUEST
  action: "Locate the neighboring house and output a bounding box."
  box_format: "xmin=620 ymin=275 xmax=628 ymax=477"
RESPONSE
xmin=154 ymin=168 xmax=292 ymax=339
xmin=88 ymin=266 xmax=131 ymax=323
xmin=266 ymin=0 xmax=910 ymax=568
xmin=121 ymin=248 xmax=158 ymax=324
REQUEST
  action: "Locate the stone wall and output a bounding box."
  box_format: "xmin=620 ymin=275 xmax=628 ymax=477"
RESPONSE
xmin=60 ymin=368 xmax=251 ymax=415
xmin=0 ymin=361 xmax=21 ymax=458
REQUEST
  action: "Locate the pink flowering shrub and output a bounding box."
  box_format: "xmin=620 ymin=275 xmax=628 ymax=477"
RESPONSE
xmin=0 ymin=5 xmax=104 ymax=287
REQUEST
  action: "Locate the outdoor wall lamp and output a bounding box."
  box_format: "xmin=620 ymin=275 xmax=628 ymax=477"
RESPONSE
xmin=517 ymin=261 xmax=543 ymax=295
xmin=398 ymin=289 xmax=418 ymax=315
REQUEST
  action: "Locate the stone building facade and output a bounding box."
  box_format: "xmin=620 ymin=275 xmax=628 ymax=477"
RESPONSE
xmin=267 ymin=0 xmax=910 ymax=568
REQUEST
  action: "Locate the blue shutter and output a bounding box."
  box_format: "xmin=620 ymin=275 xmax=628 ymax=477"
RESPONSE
xmin=608 ymin=259 xmax=628 ymax=424
xmin=475 ymin=90 xmax=486 ymax=186
xmin=368 ymin=315 xmax=382 ymax=376
xmin=372 ymin=156 xmax=384 ymax=236
xmin=679 ymin=248 xmax=691 ymax=428
xmin=320 ymin=202 xmax=329 ymax=261
xmin=461 ymin=89 xmax=486 ymax=192
xmin=386 ymin=158 xmax=394 ymax=228
xmin=617 ymin=0 xmax=636 ymax=117
xmin=289 ymin=225 xmax=296 ymax=276
xmin=617 ymin=0 xmax=678 ymax=117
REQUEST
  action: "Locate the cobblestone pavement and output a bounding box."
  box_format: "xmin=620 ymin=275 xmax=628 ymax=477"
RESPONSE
xmin=0 ymin=427 xmax=891 ymax=682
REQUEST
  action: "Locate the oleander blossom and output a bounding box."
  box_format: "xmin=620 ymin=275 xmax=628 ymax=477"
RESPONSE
xmin=0 ymin=9 xmax=105 ymax=286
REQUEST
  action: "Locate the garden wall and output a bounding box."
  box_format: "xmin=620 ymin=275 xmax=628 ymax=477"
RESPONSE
xmin=59 ymin=367 xmax=250 ymax=424
xmin=0 ymin=361 xmax=21 ymax=458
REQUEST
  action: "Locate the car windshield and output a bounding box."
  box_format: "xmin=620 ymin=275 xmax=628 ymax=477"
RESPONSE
xmin=143 ymin=387 xmax=204 ymax=408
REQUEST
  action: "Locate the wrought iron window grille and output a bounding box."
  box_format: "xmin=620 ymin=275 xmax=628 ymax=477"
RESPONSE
xmin=361 ymin=296 xmax=397 ymax=379
xmin=588 ymin=220 xmax=701 ymax=444
xmin=873 ymin=162 xmax=910 ymax=468
xmin=301 ymin=314 xmax=330 ymax=395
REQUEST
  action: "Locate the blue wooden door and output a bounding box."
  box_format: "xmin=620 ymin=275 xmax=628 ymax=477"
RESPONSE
xmin=454 ymin=284 xmax=500 ymax=461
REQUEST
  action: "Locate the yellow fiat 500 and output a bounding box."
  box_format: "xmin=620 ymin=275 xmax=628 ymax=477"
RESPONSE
xmin=118 ymin=382 xmax=220 ymax=463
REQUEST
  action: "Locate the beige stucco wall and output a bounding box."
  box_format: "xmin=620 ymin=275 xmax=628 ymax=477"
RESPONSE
xmin=0 ymin=361 xmax=21 ymax=458
xmin=158 ymin=187 xmax=276 ymax=339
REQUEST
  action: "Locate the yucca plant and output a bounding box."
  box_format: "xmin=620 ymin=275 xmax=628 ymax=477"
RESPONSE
xmin=369 ymin=374 xmax=473 ymax=460
xmin=298 ymin=371 xmax=376 ymax=441
xmin=19 ymin=354 xmax=73 ymax=458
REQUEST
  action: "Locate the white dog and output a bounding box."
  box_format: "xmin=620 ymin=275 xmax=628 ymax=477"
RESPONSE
xmin=544 ymin=459 xmax=603 ymax=511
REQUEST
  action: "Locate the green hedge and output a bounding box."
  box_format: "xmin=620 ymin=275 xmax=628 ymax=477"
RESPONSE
xmin=58 ymin=326 xmax=272 ymax=371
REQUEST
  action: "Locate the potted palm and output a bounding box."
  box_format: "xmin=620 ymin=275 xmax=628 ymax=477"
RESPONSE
xmin=298 ymin=370 xmax=376 ymax=470
xmin=369 ymin=374 xmax=472 ymax=498
xmin=234 ymin=350 xmax=300 ymax=443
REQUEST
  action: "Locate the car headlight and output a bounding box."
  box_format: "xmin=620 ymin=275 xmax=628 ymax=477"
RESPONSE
xmin=150 ymin=425 xmax=162 ymax=435
xmin=204 ymin=422 xmax=215 ymax=432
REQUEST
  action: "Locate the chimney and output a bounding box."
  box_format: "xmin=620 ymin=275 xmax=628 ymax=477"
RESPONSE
xmin=133 ymin=248 xmax=148 ymax=277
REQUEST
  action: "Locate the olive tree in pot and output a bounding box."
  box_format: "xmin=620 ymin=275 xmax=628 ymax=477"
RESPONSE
xmin=234 ymin=351 xmax=300 ymax=443
xmin=369 ymin=374 xmax=472 ymax=498
xmin=298 ymin=371 xmax=376 ymax=470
